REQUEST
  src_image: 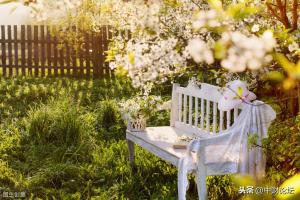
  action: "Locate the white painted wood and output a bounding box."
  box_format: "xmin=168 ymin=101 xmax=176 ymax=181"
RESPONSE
xmin=183 ymin=94 xmax=187 ymax=124
xmin=178 ymin=93 xmax=182 ymax=122
xmin=195 ymin=98 xmax=199 ymax=127
xmin=126 ymin=128 xmax=184 ymax=167
xmin=196 ymin=150 xmax=207 ymax=200
xmin=206 ymin=100 xmax=210 ymax=132
xmin=226 ymin=110 xmax=231 ymax=128
xmin=213 ymin=102 xmax=217 ymax=133
xmin=220 ymin=110 xmax=224 ymax=131
xmin=234 ymin=108 xmax=238 ymax=121
xmin=200 ymin=98 xmax=204 ymax=130
xmin=175 ymin=83 xmax=222 ymax=103
xmin=126 ymin=80 xmax=246 ymax=200
xmin=171 ymin=83 xmax=180 ymax=126
xmin=189 ymin=96 xmax=193 ymax=125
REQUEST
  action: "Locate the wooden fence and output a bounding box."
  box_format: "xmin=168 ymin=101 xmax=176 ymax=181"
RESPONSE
xmin=0 ymin=25 xmax=116 ymax=78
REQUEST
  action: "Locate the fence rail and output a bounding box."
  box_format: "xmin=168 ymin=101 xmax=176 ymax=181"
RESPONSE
xmin=0 ymin=25 xmax=115 ymax=77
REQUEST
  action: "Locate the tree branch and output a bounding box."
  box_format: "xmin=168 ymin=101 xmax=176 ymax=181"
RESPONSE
xmin=267 ymin=1 xmax=291 ymax=29
xmin=291 ymin=0 xmax=299 ymax=31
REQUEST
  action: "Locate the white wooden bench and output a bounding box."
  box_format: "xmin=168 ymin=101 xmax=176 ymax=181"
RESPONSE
xmin=126 ymin=80 xmax=242 ymax=199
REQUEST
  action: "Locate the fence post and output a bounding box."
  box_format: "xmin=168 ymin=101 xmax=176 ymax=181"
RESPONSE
xmin=13 ymin=25 xmax=18 ymax=76
xmin=1 ymin=25 xmax=7 ymax=76
xmin=27 ymin=25 xmax=32 ymax=76
xmin=7 ymin=25 xmax=13 ymax=76
xmin=40 ymin=25 xmax=46 ymax=77
xmin=21 ymin=25 xmax=26 ymax=75
xmin=33 ymin=25 xmax=39 ymax=76
xmin=85 ymin=32 xmax=91 ymax=77
xmin=0 ymin=25 xmax=113 ymax=78
xmin=46 ymin=26 xmax=52 ymax=76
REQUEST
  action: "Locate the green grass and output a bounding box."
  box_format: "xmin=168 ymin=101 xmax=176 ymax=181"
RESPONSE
xmin=0 ymin=76 xmax=298 ymax=199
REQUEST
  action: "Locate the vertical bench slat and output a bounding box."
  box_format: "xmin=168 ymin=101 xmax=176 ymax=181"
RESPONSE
xmin=206 ymin=100 xmax=210 ymax=132
xmin=183 ymin=94 xmax=187 ymax=124
xmin=170 ymin=84 xmax=179 ymax=126
xmin=195 ymin=97 xmax=198 ymax=127
xmin=213 ymin=102 xmax=217 ymax=133
xmin=189 ymin=96 xmax=193 ymax=125
xmin=200 ymin=98 xmax=204 ymax=129
xmin=219 ymin=110 xmax=224 ymax=131
xmin=234 ymin=108 xmax=238 ymax=122
xmin=178 ymin=93 xmax=182 ymax=122
xmin=226 ymin=110 xmax=231 ymax=128
xmin=172 ymin=83 xmax=242 ymax=134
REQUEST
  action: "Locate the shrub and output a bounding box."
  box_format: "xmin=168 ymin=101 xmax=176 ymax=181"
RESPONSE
xmin=22 ymin=96 xmax=96 ymax=166
xmin=25 ymin=97 xmax=83 ymax=146
xmin=95 ymin=100 xmax=126 ymax=141
xmin=265 ymin=115 xmax=300 ymax=184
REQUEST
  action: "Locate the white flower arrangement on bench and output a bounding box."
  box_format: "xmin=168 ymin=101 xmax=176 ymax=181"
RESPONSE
xmin=119 ymin=94 xmax=164 ymax=131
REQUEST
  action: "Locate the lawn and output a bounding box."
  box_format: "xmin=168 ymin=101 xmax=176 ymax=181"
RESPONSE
xmin=0 ymin=76 xmax=299 ymax=200
xmin=0 ymin=76 xmax=182 ymax=199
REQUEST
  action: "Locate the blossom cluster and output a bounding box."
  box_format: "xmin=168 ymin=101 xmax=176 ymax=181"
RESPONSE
xmin=185 ymin=38 xmax=214 ymax=64
xmin=111 ymin=37 xmax=186 ymax=88
xmin=108 ymin=0 xmax=206 ymax=88
xmin=220 ymin=31 xmax=276 ymax=72
xmin=25 ymin=0 xmax=286 ymax=89
xmin=119 ymin=95 xmax=163 ymax=121
xmin=192 ymin=10 xmax=221 ymax=29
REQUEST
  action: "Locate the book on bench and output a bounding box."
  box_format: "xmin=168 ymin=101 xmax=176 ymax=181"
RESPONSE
xmin=173 ymin=140 xmax=188 ymax=149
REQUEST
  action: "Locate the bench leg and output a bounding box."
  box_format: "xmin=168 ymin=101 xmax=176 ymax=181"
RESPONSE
xmin=127 ymin=140 xmax=135 ymax=168
xmin=195 ymin=170 xmax=207 ymax=200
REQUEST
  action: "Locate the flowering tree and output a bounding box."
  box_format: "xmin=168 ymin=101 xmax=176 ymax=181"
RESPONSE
xmin=104 ymin=0 xmax=299 ymax=113
xmin=106 ymin=1 xmax=265 ymax=86
xmin=3 ymin=0 xmax=300 ymax=112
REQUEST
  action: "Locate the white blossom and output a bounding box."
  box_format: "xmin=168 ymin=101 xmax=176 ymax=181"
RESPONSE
xmin=193 ymin=10 xmax=220 ymax=29
xmin=288 ymin=42 xmax=299 ymax=52
xmin=220 ymin=31 xmax=276 ymax=72
xmin=185 ymin=38 xmax=214 ymax=64
xmin=251 ymin=24 xmax=260 ymax=32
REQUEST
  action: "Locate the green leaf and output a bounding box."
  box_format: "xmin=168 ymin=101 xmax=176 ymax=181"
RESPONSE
xmin=237 ymin=86 xmax=243 ymax=97
xmin=276 ymin=54 xmax=295 ymax=74
xmin=208 ymin=0 xmax=223 ymax=11
xmin=227 ymin=3 xmax=258 ymax=20
xmin=267 ymin=71 xmax=285 ymax=82
xmin=128 ymin=51 xmax=135 ymax=65
xmin=214 ymin=41 xmax=226 ymax=59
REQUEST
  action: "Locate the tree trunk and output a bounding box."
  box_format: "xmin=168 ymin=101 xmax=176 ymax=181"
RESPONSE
xmin=297 ymin=82 xmax=300 ymax=114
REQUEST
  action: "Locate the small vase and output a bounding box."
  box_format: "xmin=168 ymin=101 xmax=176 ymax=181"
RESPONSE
xmin=127 ymin=117 xmax=146 ymax=132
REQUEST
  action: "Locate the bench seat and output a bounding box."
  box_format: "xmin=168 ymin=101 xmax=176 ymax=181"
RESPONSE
xmin=126 ymin=126 xmax=211 ymax=167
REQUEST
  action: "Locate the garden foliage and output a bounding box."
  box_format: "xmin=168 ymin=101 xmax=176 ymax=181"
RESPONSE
xmin=0 ymin=76 xmax=298 ymax=199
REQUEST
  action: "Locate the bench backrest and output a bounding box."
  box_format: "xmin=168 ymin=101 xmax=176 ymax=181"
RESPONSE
xmin=170 ymin=80 xmax=241 ymax=135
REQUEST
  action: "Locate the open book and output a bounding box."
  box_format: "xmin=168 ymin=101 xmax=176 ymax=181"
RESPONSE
xmin=173 ymin=135 xmax=198 ymax=149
